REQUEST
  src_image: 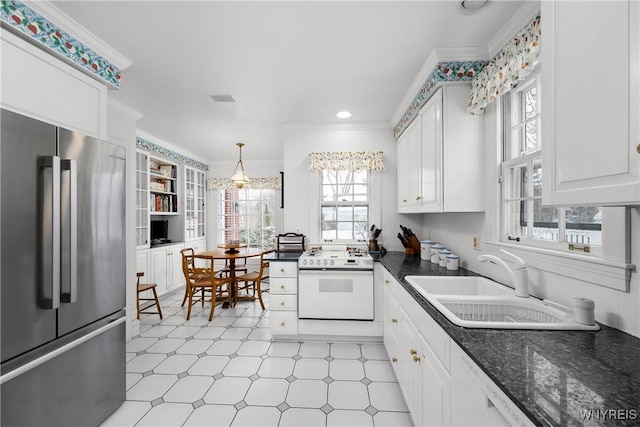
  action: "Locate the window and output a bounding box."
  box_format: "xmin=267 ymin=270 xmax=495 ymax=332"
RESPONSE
xmin=216 ymin=188 xmax=276 ymax=250
xmin=320 ymin=169 xmax=369 ymax=241
xmin=502 ymin=72 xmax=602 ymax=254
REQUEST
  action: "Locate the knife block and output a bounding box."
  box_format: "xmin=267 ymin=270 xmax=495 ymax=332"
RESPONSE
xmin=405 ymin=235 xmax=421 ymax=255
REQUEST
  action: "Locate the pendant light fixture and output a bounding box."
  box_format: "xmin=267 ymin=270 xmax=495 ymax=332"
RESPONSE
xmin=230 ymin=142 xmax=250 ymax=188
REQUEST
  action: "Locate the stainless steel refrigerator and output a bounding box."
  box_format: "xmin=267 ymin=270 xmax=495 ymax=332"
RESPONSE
xmin=1 ymin=109 xmax=126 ymax=426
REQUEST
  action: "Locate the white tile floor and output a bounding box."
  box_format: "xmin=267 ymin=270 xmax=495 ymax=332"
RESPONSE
xmin=102 ymin=288 xmax=413 ymax=427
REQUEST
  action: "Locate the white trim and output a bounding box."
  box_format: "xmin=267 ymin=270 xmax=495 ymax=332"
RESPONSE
xmin=108 ymin=98 xmax=143 ymax=121
xmin=280 ymin=122 xmax=391 ymax=132
xmin=486 ymin=1 xmax=541 ymax=56
xmin=390 ymin=46 xmax=489 ymax=126
xmin=24 ymin=0 xmax=132 ymax=71
xmin=483 ymin=241 xmax=633 ymax=292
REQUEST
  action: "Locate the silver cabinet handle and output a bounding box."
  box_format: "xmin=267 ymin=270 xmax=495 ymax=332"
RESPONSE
xmin=60 ymin=159 xmax=77 ymax=303
xmin=40 ymin=156 xmax=61 ymax=309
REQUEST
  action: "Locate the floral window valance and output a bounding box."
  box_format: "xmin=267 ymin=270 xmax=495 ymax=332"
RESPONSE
xmin=467 ymin=13 xmax=541 ymax=114
xmin=207 ymin=177 xmax=282 ymax=190
xmin=308 ymin=151 xmax=385 ymax=172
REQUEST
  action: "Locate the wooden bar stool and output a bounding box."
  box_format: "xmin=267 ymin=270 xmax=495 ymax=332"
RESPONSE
xmin=136 ymin=272 xmax=163 ymax=319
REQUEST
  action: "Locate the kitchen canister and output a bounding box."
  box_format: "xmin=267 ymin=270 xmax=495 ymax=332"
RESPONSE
xmin=438 ymin=250 xmax=451 ymax=267
xmin=573 ymin=297 xmax=596 ymax=325
xmin=420 ymin=240 xmax=437 ymax=261
xmin=430 ymin=245 xmax=446 ymax=264
xmin=446 ymin=254 xmax=460 ymax=271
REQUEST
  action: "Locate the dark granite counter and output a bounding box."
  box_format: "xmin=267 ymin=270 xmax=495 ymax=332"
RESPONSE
xmin=378 ymin=251 xmax=640 ymax=427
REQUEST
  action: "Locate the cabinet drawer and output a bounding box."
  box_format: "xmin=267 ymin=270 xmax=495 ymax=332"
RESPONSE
xmin=270 ymin=295 xmax=297 ymax=311
xmin=270 ymin=262 xmax=297 ymax=278
xmin=270 ymin=277 xmax=298 ymax=294
xmin=270 ymin=312 xmax=298 ymax=334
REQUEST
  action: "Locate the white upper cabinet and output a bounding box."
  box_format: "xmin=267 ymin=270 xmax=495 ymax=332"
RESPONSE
xmin=397 ymin=85 xmax=484 ymax=213
xmin=542 ymin=0 xmax=640 ymax=206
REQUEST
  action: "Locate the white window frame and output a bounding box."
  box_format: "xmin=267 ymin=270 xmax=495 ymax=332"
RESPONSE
xmin=318 ymin=169 xmax=370 ymax=243
xmin=501 ymin=73 xmax=603 ymax=257
xmin=215 ymin=188 xmax=276 ymax=250
xmin=482 ymin=79 xmax=632 ymax=292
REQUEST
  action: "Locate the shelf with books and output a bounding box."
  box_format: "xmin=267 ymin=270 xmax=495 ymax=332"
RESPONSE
xmin=149 ymin=157 xmax=178 ymax=214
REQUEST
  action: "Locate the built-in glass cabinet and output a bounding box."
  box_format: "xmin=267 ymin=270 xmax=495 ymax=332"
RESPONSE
xmin=136 ymin=151 xmax=149 ymax=248
xmin=185 ymin=166 xmax=206 ymax=241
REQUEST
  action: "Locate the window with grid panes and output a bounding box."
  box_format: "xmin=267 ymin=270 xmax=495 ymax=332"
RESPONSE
xmin=216 ymin=188 xmax=276 ymax=250
xmin=502 ymin=72 xmax=602 ymax=254
xmin=320 ymin=169 xmax=369 ymax=241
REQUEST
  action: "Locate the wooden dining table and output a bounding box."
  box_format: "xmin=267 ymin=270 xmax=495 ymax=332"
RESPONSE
xmin=197 ymin=247 xmax=267 ymax=307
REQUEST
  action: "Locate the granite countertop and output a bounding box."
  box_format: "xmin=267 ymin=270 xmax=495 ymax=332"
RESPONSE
xmin=378 ymin=251 xmax=640 ymax=427
xmin=267 ymin=250 xmax=304 ymax=261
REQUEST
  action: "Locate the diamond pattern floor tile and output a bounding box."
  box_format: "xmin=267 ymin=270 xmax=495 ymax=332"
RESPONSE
xmin=103 ymin=286 xmax=411 ymax=427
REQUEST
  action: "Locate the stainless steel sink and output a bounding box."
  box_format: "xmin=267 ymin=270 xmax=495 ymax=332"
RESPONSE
xmin=405 ymin=276 xmax=599 ymax=331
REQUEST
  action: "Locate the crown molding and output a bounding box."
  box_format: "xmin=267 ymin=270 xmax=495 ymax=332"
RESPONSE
xmin=281 ymin=121 xmax=392 ymax=132
xmin=23 ymin=0 xmax=131 ymax=70
xmin=486 ymin=0 xmax=541 ymax=56
xmin=390 ymin=46 xmax=489 ymax=126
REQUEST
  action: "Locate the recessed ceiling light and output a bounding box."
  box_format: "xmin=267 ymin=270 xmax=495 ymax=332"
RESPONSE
xmin=336 ymin=111 xmax=352 ymax=119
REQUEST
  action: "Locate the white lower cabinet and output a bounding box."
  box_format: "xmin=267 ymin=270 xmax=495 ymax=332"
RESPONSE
xmin=450 ymin=343 xmax=534 ymax=427
xmin=383 ymin=269 xmax=531 ymax=427
xmin=150 ymin=243 xmax=185 ymax=294
xmin=269 ymin=261 xmax=298 ymax=335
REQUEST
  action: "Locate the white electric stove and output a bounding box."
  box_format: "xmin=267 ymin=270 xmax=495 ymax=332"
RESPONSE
xmin=298 ymin=246 xmax=374 ymax=320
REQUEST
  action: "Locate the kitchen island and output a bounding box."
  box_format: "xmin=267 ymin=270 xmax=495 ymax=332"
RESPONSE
xmin=378 ymin=251 xmax=640 ymax=427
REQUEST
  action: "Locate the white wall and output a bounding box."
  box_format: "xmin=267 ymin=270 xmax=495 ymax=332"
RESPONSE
xmin=282 ymin=124 xmax=422 ymax=251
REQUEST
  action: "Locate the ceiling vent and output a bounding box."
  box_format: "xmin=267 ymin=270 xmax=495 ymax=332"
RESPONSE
xmin=210 ymin=94 xmax=235 ymax=103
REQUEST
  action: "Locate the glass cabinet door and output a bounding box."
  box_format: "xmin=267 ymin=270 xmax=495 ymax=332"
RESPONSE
xmin=136 ymin=151 xmax=149 ymax=248
xmin=184 ymin=166 xmax=206 ymax=241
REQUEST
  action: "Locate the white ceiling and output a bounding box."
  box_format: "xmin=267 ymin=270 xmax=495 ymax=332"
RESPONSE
xmin=51 ymin=1 xmax=526 ymax=163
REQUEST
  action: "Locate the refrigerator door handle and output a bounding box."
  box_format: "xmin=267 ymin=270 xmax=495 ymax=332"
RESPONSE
xmin=39 ymin=156 xmax=61 ymax=309
xmin=61 ymin=159 xmax=77 ymax=303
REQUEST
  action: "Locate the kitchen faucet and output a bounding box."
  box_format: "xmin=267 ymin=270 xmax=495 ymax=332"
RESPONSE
xmin=477 ymin=249 xmax=529 ymax=298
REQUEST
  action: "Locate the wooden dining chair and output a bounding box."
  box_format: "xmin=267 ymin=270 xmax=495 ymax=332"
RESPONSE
xmin=136 ymin=272 xmax=163 ymax=319
xmin=236 ymin=250 xmax=274 ymax=310
xmin=179 ymin=247 xmax=212 ymax=306
xmin=219 ymin=256 xmax=247 ymax=279
xmin=181 ymin=251 xmax=233 ymax=321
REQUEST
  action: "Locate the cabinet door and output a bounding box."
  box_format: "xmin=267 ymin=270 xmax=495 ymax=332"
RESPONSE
xmin=419 ymin=89 xmax=443 ymax=212
xmin=397 ymin=132 xmax=410 ymax=211
xmin=168 ymin=243 xmax=185 ymax=290
xmin=542 ymin=0 xmax=640 ymax=206
xmin=136 ymin=151 xmax=150 ymax=249
xmin=406 ymin=120 xmax=422 ymax=211
xmin=397 ymin=308 xmax=419 ymax=421
xmin=417 ymin=332 xmax=450 ymax=427
xmin=150 ymin=247 xmax=169 ymax=293
xmin=136 ymin=250 xmax=150 ymax=279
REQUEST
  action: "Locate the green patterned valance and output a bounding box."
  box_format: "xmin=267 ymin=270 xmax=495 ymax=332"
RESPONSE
xmin=468 ymin=13 xmax=541 ymax=114
xmin=308 ymin=151 xmax=385 ymax=172
xmin=136 ymin=137 xmax=208 ymax=171
xmin=207 ymin=177 xmax=282 ymax=190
